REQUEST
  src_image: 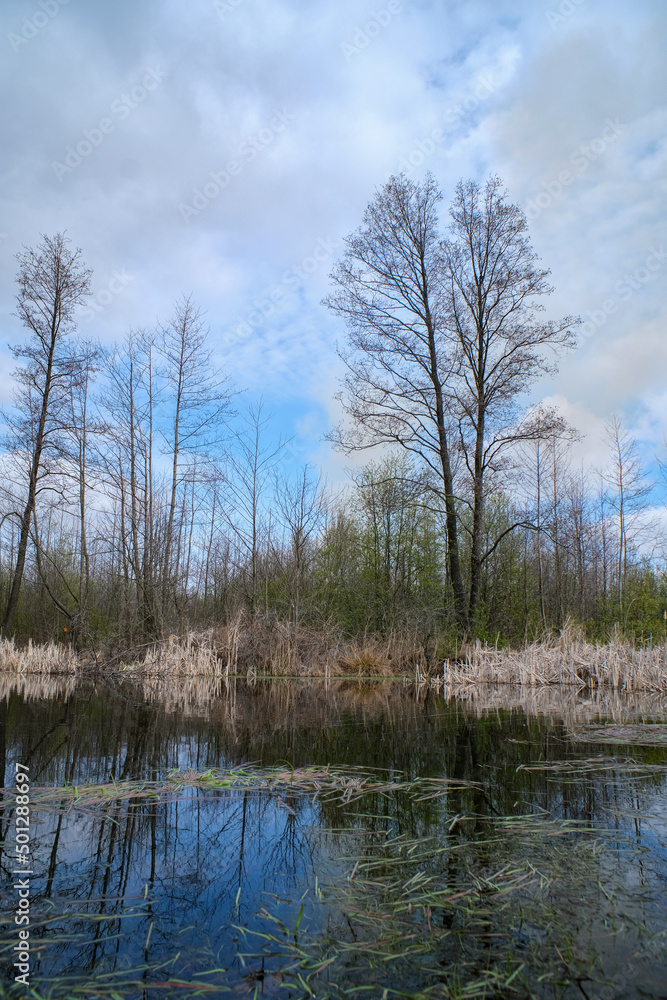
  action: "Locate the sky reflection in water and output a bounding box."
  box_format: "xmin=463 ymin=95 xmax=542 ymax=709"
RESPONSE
xmin=1 ymin=677 xmax=666 ymax=998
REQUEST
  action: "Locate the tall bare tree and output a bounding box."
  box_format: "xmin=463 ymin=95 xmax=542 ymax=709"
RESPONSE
xmin=274 ymin=464 xmax=328 ymax=623
xmin=223 ymin=403 xmax=283 ymax=613
xmin=1 ymin=233 xmax=91 ymax=635
xmin=325 ymin=173 xmax=578 ymax=630
xmin=99 ymin=330 xmax=160 ymax=641
xmin=603 ymin=416 xmax=653 ymax=617
xmin=158 ymin=296 xmax=233 ymax=616
xmin=324 ymin=174 xmax=468 ymax=627
xmin=441 ymin=176 xmax=578 ymax=624
xmin=59 ymin=339 xmax=103 ymax=643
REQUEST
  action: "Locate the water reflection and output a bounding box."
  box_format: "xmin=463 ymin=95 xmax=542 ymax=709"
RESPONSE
xmin=0 ymin=677 xmax=665 ymax=997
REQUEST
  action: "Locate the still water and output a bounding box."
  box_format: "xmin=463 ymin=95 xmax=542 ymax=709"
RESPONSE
xmin=1 ymin=676 xmax=666 ymax=998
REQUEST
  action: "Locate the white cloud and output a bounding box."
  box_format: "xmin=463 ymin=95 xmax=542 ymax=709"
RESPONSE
xmin=0 ymin=0 xmax=664 ymax=498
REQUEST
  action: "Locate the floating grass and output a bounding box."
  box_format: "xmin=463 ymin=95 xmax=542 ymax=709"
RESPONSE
xmin=234 ymin=805 xmax=667 ymax=999
xmin=1 ymin=764 xmax=483 ymax=815
xmin=516 ymin=754 xmax=667 ymax=774
xmin=1 ymin=757 xmax=665 ymax=999
xmin=568 ymin=722 xmax=667 ymax=746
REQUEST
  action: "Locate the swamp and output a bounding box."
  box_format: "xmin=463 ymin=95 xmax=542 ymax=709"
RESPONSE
xmin=2 ymin=3 xmax=667 ymax=997
xmin=1 ymin=673 xmax=666 ymax=999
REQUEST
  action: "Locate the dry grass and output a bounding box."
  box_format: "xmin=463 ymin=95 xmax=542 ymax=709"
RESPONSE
xmin=336 ymin=632 xmax=427 ymax=676
xmin=3 ymin=619 xmax=667 ymax=692
xmin=0 ymin=636 xmax=78 ymax=675
xmin=130 ymin=621 xmax=426 ymax=677
xmin=337 ymin=638 xmax=394 ymax=676
xmin=337 ymin=647 xmax=388 ymax=675
xmin=233 ymin=618 xmax=341 ymax=675
xmin=444 ymin=623 xmax=667 ymax=693
xmin=134 ymin=630 xmax=220 ymax=676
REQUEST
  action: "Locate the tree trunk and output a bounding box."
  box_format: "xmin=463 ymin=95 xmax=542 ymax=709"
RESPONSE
xmin=2 ymin=338 xmax=56 ymax=634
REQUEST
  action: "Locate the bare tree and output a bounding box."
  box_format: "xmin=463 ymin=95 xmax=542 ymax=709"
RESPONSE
xmin=98 ymin=330 xmax=160 ymax=641
xmin=325 ymin=173 xmax=578 ymax=630
xmin=441 ymin=176 xmax=579 ymax=624
xmin=223 ymin=403 xmax=283 ymax=613
xmin=59 ymin=339 xmax=104 ymax=643
xmin=324 ymin=173 xmax=467 ymax=626
xmin=1 ymin=233 xmax=92 ymax=635
xmin=274 ymin=464 xmax=328 ymax=623
xmin=158 ymin=295 xmax=233 ymax=616
xmin=516 ymin=405 xmax=578 ymax=627
xmin=603 ymin=416 xmax=653 ymax=617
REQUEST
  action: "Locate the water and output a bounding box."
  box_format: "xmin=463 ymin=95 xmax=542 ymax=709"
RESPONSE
xmin=1 ymin=676 xmax=666 ymax=998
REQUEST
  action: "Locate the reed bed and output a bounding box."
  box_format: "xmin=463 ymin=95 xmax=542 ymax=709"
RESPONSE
xmin=135 ymin=630 xmax=221 ymax=676
xmin=446 ymin=625 xmax=667 ymax=693
xmin=3 ymin=620 xmax=667 ymax=692
xmin=0 ymin=636 xmax=78 ymax=675
xmin=222 ymin=619 xmax=425 ymax=676
xmin=131 ymin=619 xmax=347 ymax=677
xmin=0 ymin=621 xmax=428 ymax=678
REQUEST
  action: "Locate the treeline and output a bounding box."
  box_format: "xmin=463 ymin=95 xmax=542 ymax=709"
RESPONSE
xmin=0 ymin=380 xmax=663 ymax=653
xmin=0 ymin=194 xmax=665 ymax=655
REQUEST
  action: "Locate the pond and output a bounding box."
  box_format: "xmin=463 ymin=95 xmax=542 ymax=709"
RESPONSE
xmin=1 ymin=675 xmax=666 ymax=999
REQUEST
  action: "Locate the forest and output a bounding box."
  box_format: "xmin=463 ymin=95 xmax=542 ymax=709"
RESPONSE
xmin=1 ymin=176 xmax=665 ymax=661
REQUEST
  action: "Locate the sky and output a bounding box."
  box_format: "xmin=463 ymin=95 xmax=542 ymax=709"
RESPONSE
xmin=1 ymin=0 xmax=665 ymax=499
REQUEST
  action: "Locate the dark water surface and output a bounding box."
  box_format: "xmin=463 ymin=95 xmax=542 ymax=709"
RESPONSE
xmin=1 ymin=676 xmax=666 ymax=999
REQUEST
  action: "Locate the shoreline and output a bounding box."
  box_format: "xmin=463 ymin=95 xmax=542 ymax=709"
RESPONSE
xmin=1 ymin=625 xmax=666 ymax=692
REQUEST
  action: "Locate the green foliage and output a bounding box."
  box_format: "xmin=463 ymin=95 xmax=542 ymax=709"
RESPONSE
xmin=3 ymin=448 xmax=665 ymax=653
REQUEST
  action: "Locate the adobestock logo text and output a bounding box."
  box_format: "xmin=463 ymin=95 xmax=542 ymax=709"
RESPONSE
xmin=51 ymin=66 xmax=166 ymax=181
xmin=526 ymin=118 xmax=625 ymax=219
xmin=580 ymin=246 xmax=667 ymax=339
xmin=8 ymin=0 xmax=70 ymax=53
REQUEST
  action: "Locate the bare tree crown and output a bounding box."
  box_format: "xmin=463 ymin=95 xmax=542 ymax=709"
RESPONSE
xmin=325 ymin=172 xmax=580 ymax=627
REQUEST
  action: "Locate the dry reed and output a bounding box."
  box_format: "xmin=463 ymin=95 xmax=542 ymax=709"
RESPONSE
xmin=0 ymin=636 xmax=78 ymax=675
xmin=117 ymin=621 xmax=428 ymax=677
xmin=2 ymin=620 xmax=667 ymax=692
xmin=444 ymin=623 xmax=667 ymax=693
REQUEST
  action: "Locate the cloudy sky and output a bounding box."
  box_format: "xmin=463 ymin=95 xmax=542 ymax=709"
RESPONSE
xmin=1 ymin=0 xmax=665 ymax=490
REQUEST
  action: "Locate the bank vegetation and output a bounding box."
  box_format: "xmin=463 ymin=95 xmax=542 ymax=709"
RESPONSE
xmin=1 ymin=182 xmax=666 ymax=678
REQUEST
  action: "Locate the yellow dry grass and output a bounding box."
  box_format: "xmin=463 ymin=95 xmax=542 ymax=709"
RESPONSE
xmin=337 ymin=646 xmax=391 ymax=676
xmin=0 ymin=637 xmax=78 ymax=675
xmin=2 ymin=620 xmax=667 ymax=692
xmin=444 ymin=624 xmax=667 ymax=693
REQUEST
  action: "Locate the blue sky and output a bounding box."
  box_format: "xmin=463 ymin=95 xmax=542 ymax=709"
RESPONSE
xmin=0 ymin=0 xmax=665 ymax=495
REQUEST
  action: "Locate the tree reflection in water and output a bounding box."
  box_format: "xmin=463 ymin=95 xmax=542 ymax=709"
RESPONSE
xmin=0 ymin=676 xmax=665 ymax=997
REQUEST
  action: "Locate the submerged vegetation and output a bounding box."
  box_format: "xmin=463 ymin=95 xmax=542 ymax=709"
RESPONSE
xmin=2 ymin=748 xmax=666 ymax=998
xmin=2 ymin=183 xmax=665 ymax=997
xmin=1 ymin=672 xmax=666 ymax=996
